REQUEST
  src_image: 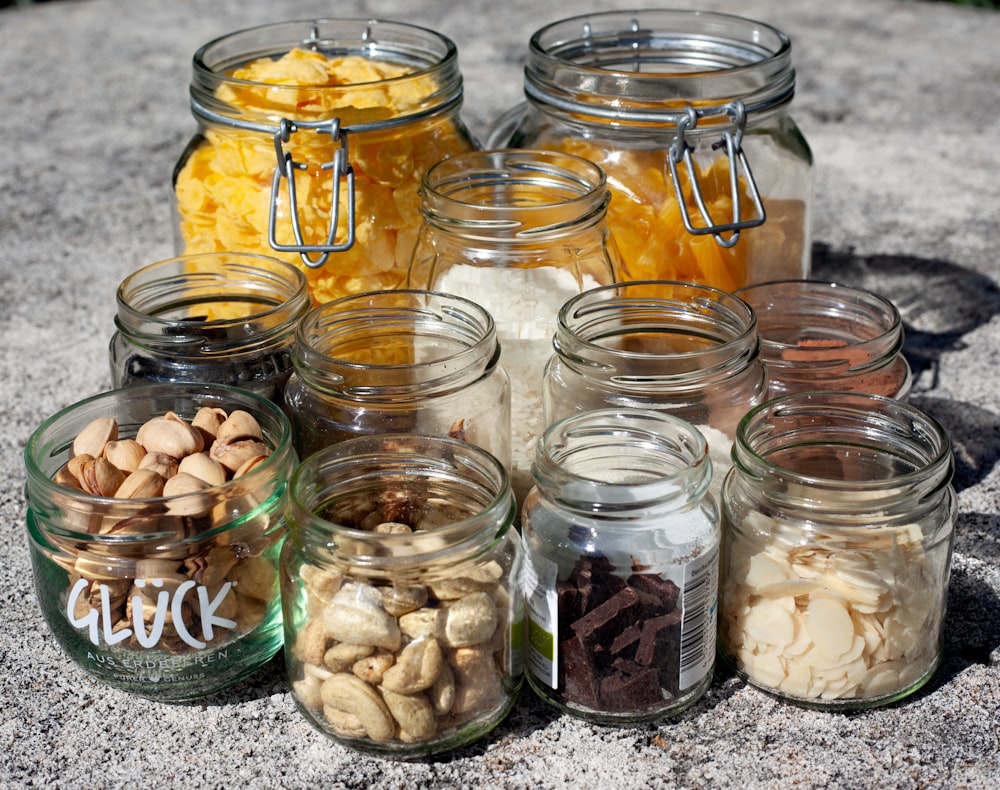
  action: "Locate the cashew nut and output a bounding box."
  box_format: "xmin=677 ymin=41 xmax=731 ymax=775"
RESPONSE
xmin=381 ymin=636 xmax=443 ymax=694
xmin=320 ymin=672 xmax=395 ymax=743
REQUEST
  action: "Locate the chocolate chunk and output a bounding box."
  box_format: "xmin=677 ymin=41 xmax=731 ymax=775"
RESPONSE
xmin=561 ymin=633 xmax=602 ymax=709
xmin=570 ymin=586 xmax=641 ymax=647
xmin=599 ymin=665 xmax=663 ymax=710
xmin=609 ymin=623 xmax=642 ymax=659
xmin=627 ymin=574 xmax=680 ymax=612
xmin=634 ymin=611 xmax=683 ymax=694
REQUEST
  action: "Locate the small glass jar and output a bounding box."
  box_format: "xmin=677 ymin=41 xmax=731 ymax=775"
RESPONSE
xmin=735 ymin=280 xmax=912 ymax=400
xmin=544 ymin=280 xmax=767 ymax=498
xmin=173 ymin=18 xmax=477 ymax=303
xmin=282 ymin=433 xmax=522 ymax=758
xmin=23 ymin=383 xmax=296 ymax=701
xmin=409 ymin=148 xmax=621 ymax=507
xmin=109 ymin=252 xmax=311 ymax=402
xmin=521 ymin=409 xmax=719 ymax=722
xmin=719 ymin=392 xmax=956 ymax=709
xmin=283 ymin=289 xmax=511 ymax=466
xmin=488 ymin=9 xmax=814 ymax=291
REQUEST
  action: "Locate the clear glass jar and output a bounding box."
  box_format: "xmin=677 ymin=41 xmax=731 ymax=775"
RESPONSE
xmin=283 ymin=289 xmax=511 ymax=466
xmin=521 ymin=409 xmax=719 ymax=722
xmin=719 ymin=391 xmax=956 ymax=710
xmin=173 ymin=18 xmax=477 ymax=304
xmin=282 ymin=433 xmax=522 ymax=758
xmin=544 ymin=280 xmax=767 ymax=499
xmin=109 ymin=252 xmax=311 ymax=403
xmin=409 ymin=148 xmax=620 ymax=507
xmin=735 ymin=279 xmax=912 ymax=400
xmin=488 ymin=9 xmax=814 ymax=291
xmin=23 ymin=383 xmax=296 ymax=701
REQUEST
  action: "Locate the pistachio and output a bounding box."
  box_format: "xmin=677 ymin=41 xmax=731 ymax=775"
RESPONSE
xmin=103 ymin=439 xmax=146 ymax=473
xmin=177 ymin=452 xmax=227 ymax=487
xmin=72 ymin=417 xmax=118 ymax=460
xmin=65 ymin=454 xmax=94 ymax=489
xmin=233 ymin=454 xmax=269 ymax=479
xmin=80 ymin=456 xmax=127 ymax=497
xmin=115 ymin=468 xmax=165 ymax=499
xmin=163 ymin=472 xmax=213 ymax=516
xmin=138 ymin=451 xmax=179 ymax=480
xmin=53 ymin=462 xmax=84 ymax=492
xmin=215 ymin=409 xmax=264 ymax=443
xmin=211 ymin=438 xmax=271 ymax=474
xmin=191 ymin=406 xmax=228 ymax=443
xmin=136 ymin=413 xmax=204 ymax=458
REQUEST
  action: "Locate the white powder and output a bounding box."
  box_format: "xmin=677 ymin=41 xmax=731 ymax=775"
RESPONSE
xmin=435 ymin=264 xmax=599 ymax=507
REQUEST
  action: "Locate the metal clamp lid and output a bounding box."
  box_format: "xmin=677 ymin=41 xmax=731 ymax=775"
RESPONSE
xmin=666 ymin=100 xmax=766 ymax=248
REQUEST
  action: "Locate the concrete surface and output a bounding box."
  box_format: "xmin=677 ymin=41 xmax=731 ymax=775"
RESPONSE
xmin=1 ymin=0 xmax=998 ymax=787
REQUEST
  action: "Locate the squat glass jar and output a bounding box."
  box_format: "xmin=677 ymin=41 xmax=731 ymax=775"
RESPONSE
xmin=408 ymin=148 xmax=621 ymax=506
xmin=735 ymin=279 xmax=912 ymax=400
xmin=521 ymin=409 xmax=719 ymax=723
xmin=544 ymin=280 xmax=767 ymax=498
xmin=173 ymin=18 xmax=477 ymax=303
xmin=282 ymin=433 xmax=522 ymax=758
xmin=719 ymin=391 xmax=956 ymax=709
xmin=283 ymin=289 xmax=510 ymax=466
xmin=489 ymin=8 xmax=813 ymax=291
xmin=109 ymin=252 xmax=310 ymax=403
xmin=23 ymin=383 xmax=296 ymax=701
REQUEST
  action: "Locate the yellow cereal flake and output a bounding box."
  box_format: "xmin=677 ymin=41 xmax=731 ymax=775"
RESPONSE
xmin=175 ymin=50 xmax=473 ymax=303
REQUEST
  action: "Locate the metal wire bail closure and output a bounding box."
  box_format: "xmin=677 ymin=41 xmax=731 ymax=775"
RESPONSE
xmin=667 ymin=101 xmax=766 ymax=249
xmin=269 ymin=118 xmax=357 ymax=269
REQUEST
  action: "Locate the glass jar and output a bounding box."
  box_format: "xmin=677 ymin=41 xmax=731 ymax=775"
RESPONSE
xmin=109 ymin=252 xmax=311 ymax=403
xmin=282 ymin=433 xmax=522 ymax=758
xmin=283 ymin=289 xmax=511 ymax=466
xmin=488 ymin=9 xmax=814 ymax=291
xmin=173 ymin=18 xmax=477 ymax=304
xmin=409 ymin=148 xmax=621 ymax=507
xmin=544 ymin=280 xmax=767 ymax=499
xmin=23 ymin=383 xmax=296 ymax=701
xmin=719 ymin=391 xmax=956 ymax=709
xmin=521 ymin=408 xmax=719 ymax=722
xmin=735 ymin=279 xmax=912 ymax=400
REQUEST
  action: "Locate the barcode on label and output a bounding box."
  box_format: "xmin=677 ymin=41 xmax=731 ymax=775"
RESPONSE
xmin=678 ymin=544 xmax=719 ymax=689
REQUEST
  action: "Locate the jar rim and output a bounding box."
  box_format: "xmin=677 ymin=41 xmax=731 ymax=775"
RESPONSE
xmin=287 ymin=433 xmax=515 ymax=570
xmin=190 ymin=18 xmax=464 ymax=132
xmin=24 ymin=382 xmax=294 ymax=535
xmin=732 ymin=391 xmax=954 ymax=505
xmin=114 ymin=252 xmax=310 ymax=353
xmin=525 ymin=8 xmax=795 ymax=126
xmin=554 ymin=279 xmax=760 ymax=383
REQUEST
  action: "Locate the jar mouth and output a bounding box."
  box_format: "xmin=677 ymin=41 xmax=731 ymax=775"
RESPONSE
xmin=419 ymin=149 xmax=610 ymax=239
xmin=526 ymin=9 xmax=794 ymax=125
xmin=534 ymin=408 xmax=712 ymax=513
xmin=114 ymin=253 xmax=310 ymax=355
xmin=191 ymin=18 xmax=463 ymax=129
xmin=554 ymin=280 xmax=760 ymax=384
xmin=288 ymin=433 xmax=515 ymax=571
xmin=293 ymin=290 xmax=500 ymax=396
xmin=23 ymin=383 xmax=294 ymax=542
xmin=732 ymin=391 xmax=954 ymax=511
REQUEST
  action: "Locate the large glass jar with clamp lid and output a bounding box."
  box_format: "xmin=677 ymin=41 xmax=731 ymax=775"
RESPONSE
xmin=488 ymin=9 xmax=813 ymax=292
xmin=173 ymin=18 xmax=477 ymax=304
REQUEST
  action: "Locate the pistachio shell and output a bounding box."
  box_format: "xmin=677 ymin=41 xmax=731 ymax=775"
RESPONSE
xmin=138 ymin=451 xmax=179 ymax=480
xmin=81 ymin=456 xmax=127 ymax=497
xmin=233 ymin=454 xmax=269 ymax=479
xmin=215 ymin=410 xmax=264 ymax=443
xmin=115 ymin=468 xmax=166 ymax=499
xmin=211 ymin=438 xmax=270 ymax=473
xmin=103 ymin=439 xmax=147 ymax=473
xmin=191 ymin=406 xmax=228 ymax=442
xmin=72 ymin=417 xmax=118 ymax=459
xmin=178 ymin=452 xmax=228 ymax=487
xmin=136 ymin=414 xmax=204 ymax=458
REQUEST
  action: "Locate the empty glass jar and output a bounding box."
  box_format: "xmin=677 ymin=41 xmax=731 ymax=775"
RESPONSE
xmin=283 ymin=290 xmax=511 ymax=466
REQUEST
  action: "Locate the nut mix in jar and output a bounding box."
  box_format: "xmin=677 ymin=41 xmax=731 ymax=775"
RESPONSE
xmin=735 ymin=279 xmax=912 ymax=400
xmin=109 ymin=252 xmax=311 ymax=403
xmin=174 ymin=18 xmax=477 ymax=303
xmin=521 ymin=409 xmax=720 ymax=723
xmin=282 ymin=433 xmax=522 ymax=758
xmin=283 ymin=289 xmax=511 ymax=466
xmin=408 ymin=148 xmax=621 ymax=508
xmin=23 ymin=383 xmax=296 ymax=701
xmin=719 ymin=392 xmax=956 ymax=709
xmin=489 ymin=9 xmax=814 ymax=291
